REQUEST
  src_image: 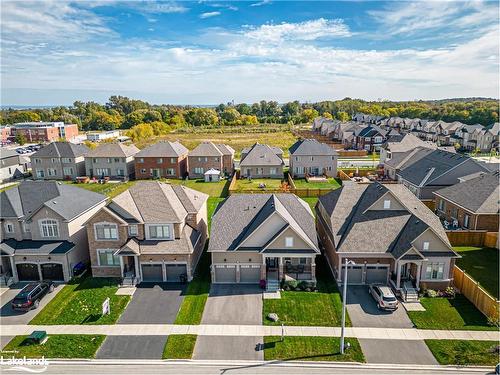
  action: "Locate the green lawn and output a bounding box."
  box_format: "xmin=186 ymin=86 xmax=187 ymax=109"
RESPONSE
xmin=407 ymin=295 xmax=496 ymax=331
xmin=1 ymin=335 xmax=105 ymax=359
xmin=64 ymin=181 xmax=136 ymax=198
xmin=454 ymin=246 xmax=499 ymax=299
xmin=301 ymin=197 xmax=318 ymax=213
xmin=263 ymin=256 xmax=349 ymax=327
xmin=30 ymin=277 xmax=130 ymax=325
xmin=163 ymin=178 xmax=230 ymax=197
xmin=425 ymin=340 xmax=499 ymax=366
xmin=233 ymin=178 xmax=285 ymax=193
xmin=207 ymin=197 xmax=225 ymax=231
xmin=293 ymin=178 xmax=341 ymax=190
xmin=264 ymin=337 xmax=364 ymax=362
xmin=162 ymin=335 xmax=197 ymax=359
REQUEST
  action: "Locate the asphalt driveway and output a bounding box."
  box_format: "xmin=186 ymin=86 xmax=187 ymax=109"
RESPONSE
xmin=345 ymin=285 xmax=413 ymax=328
xmin=358 ymin=339 xmax=438 ymax=365
xmin=194 ymin=284 xmax=263 ymax=361
xmin=96 ymin=336 xmax=167 ymax=359
xmin=0 ymin=283 xmax=63 ymax=325
xmin=118 ymin=283 xmax=185 ymax=324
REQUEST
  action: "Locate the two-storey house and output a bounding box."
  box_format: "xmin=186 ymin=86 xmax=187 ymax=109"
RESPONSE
xmin=187 ymin=142 xmax=234 ymax=179
xmin=239 ymin=143 xmax=284 ymax=178
xmin=85 ymin=143 xmax=140 ymax=180
xmin=288 ymin=139 xmax=338 ymax=178
xmin=0 ymin=181 xmax=107 ymax=283
xmin=134 ymin=141 xmax=189 ymax=179
xmin=85 ymin=181 xmax=208 ymax=283
xmin=31 ymin=142 xmax=89 ymax=180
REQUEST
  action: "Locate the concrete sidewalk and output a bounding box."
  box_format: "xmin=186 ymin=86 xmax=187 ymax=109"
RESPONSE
xmin=1 ymin=324 xmax=498 ymax=341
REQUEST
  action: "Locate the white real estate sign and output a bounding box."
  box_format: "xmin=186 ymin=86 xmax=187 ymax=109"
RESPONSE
xmin=102 ymin=297 xmax=110 ymax=315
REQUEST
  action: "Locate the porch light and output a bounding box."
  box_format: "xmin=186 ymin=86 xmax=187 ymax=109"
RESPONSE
xmin=23 ymin=257 xmax=27 ymax=261
xmin=249 ymin=259 xmax=252 ymax=262
xmin=48 ymin=257 xmax=51 ymax=260
xmin=224 ymin=259 xmax=226 ymax=262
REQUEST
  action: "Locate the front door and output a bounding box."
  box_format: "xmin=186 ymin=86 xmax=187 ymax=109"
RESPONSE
xmin=152 ymin=169 xmax=160 ymax=179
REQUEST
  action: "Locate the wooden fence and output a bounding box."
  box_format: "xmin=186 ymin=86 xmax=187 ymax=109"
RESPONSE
xmin=453 ymin=266 xmax=499 ymax=320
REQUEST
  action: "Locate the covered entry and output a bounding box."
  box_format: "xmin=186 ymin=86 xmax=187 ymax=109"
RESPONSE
xmin=141 ymin=264 xmax=163 ymax=282
xmin=16 ymin=263 xmax=39 ymax=281
xmin=41 ymin=263 xmax=64 ymax=281
xmin=166 ymin=264 xmax=187 ymax=282
xmin=214 ymin=264 xmax=236 ymax=283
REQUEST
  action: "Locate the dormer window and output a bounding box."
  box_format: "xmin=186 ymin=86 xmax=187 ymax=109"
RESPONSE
xmin=128 ymin=225 xmax=138 ymax=236
xmin=383 ymin=200 xmax=391 ymax=209
xmin=4 ymin=222 xmax=14 ymax=234
xmin=40 ymin=219 xmax=59 ymax=238
xmin=148 ymin=224 xmax=171 ymax=239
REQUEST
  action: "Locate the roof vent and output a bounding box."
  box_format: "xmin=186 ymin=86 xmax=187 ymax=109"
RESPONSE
xmin=52 ymin=201 xmax=57 ymax=204
xmin=415 ymin=220 xmax=420 ymax=224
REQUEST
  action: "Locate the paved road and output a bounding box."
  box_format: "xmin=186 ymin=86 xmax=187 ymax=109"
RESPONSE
xmin=0 ymin=283 xmax=63 ymax=325
xmin=1 ymin=361 xmax=492 ymax=375
xmin=194 ymin=284 xmax=264 ymax=361
xmin=96 ymin=336 xmax=167 ymax=359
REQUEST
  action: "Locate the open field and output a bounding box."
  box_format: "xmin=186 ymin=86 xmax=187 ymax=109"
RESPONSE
xmin=454 ymin=246 xmax=499 ymax=299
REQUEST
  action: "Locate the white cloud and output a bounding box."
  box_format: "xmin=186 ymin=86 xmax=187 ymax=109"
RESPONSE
xmin=127 ymin=1 xmax=188 ymax=14
xmin=244 ymin=18 xmax=352 ymax=43
xmin=250 ymin=0 xmax=271 ymax=7
xmin=200 ymin=11 xmax=221 ymax=19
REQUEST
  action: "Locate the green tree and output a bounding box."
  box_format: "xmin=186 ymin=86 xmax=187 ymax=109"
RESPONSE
xmin=15 ymin=133 xmax=27 ymax=145
xmin=220 ymin=108 xmax=240 ymax=125
xmin=301 ymin=108 xmax=319 ymax=123
xmin=336 ymin=111 xmax=350 ymax=121
xmin=184 ymin=108 xmax=218 ymax=127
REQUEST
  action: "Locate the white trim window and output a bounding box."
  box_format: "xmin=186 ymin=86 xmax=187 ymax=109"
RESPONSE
xmin=295 ymin=166 xmax=304 ymax=174
xmin=47 ymin=168 xmax=57 ymax=176
xmin=423 ymin=241 xmax=430 ymax=251
xmin=95 ymin=223 xmax=118 ymax=240
xmin=270 ymin=168 xmax=277 ymax=175
xmin=285 ymin=237 xmax=294 ymax=247
xmin=166 ymin=168 xmax=175 ymax=175
xmin=128 ymin=225 xmax=138 ymax=236
xmin=383 ymin=200 xmax=391 ymax=209
xmin=23 ymin=222 xmax=30 ymax=233
xmin=61 ymin=157 xmax=72 ymax=163
xmin=148 ymin=225 xmax=171 ymax=239
xmin=40 ymin=219 xmax=59 ymax=238
xmin=63 ymin=167 xmax=74 ymax=176
xmin=194 ymin=167 xmax=204 ymax=174
xmin=36 ymin=169 xmax=45 ymax=178
xmin=4 ymin=222 xmax=14 ymax=234
xmin=97 ymin=249 xmax=120 ymax=267
xmin=425 ymin=263 xmax=444 ymax=280
xmin=464 ymin=214 xmax=470 ymax=228
xmin=438 ymin=199 xmax=445 ymax=212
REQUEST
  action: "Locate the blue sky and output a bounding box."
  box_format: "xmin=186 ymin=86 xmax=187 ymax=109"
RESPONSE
xmin=1 ymin=0 xmax=499 ymax=105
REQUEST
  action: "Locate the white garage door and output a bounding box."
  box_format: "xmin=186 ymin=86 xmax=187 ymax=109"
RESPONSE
xmin=141 ymin=264 xmax=163 ymax=282
xmin=239 ymin=264 xmax=260 ymax=283
xmin=214 ymin=265 xmax=236 ymax=283
xmin=341 ymin=265 xmax=363 ymax=284
xmin=365 ymin=265 xmax=389 ymax=284
xmin=166 ymin=264 xmax=187 ymax=282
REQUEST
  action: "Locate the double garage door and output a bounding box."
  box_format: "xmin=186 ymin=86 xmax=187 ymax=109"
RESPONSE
xmin=341 ymin=264 xmax=389 ymax=285
xmin=16 ymin=263 xmax=64 ymax=282
xmin=141 ymin=263 xmax=187 ymax=282
xmin=213 ymin=264 xmax=260 ymax=284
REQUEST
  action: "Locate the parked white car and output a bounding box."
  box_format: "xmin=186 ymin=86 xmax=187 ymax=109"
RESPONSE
xmin=369 ymin=284 xmax=398 ymax=311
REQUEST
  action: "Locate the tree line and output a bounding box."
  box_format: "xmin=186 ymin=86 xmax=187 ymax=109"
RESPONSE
xmin=1 ymin=96 xmax=498 ymax=138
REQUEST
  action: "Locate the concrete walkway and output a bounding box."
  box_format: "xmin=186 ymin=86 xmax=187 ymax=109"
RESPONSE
xmin=1 ymin=324 xmax=498 ymax=341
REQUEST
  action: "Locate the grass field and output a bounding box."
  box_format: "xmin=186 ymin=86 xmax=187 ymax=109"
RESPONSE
xmin=30 ymin=277 xmax=130 ymax=325
xmin=425 ymin=340 xmax=499 ymax=366
xmin=263 ymin=256 xmax=349 ymax=327
xmin=233 ymin=178 xmax=285 ymax=193
xmin=293 ymin=178 xmax=341 ymax=190
xmin=64 ymin=181 xmax=136 ymax=198
xmin=162 ymin=335 xmax=197 ymax=359
xmin=454 ymin=246 xmax=499 ymax=299
xmin=263 ymin=337 xmax=364 ymax=362
xmin=407 ymin=295 xmax=496 ymax=331
xmin=162 ymin=178 xmax=229 ymax=198
xmin=1 ymin=335 xmax=105 ymax=359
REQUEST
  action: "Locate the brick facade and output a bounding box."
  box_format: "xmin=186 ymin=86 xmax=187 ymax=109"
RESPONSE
xmin=188 ymin=155 xmax=223 ymax=178
xmin=435 ymin=197 xmax=500 ymax=231
xmin=135 ymin=155 xmax=187 ymax=179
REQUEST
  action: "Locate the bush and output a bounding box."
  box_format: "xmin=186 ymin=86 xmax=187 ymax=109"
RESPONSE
xmin=425 ymin=289 xmax=438 ymax=298
xmin=443 ymin=286 xmax=456 ymax=298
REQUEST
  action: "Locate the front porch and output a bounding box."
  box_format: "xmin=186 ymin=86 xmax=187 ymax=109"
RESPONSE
xmin=263 ymin=255 xmax=316 ymax=283
xmin=390 ymin=259 xmax=422 ymax=302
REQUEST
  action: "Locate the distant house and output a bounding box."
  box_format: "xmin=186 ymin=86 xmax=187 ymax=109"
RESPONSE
xmin=187 ymin=142 xmax=234 ymax=179
xmin=353 ymin=125 xmax=388 ymax=152
xmin=85 ymin=181 xmax=208 ymax=283
xmin=0 ymin=181 xmax=107 ymax=283
xmin=135 ymin=141 xmax=188 ymax=179
xmin=31 ymin=142 xmax=89 ymax=180
xmin=0 ymin=149 xmax=28 ymax=182
xmin=316 ymin=182 xmax=459 ymax=294
xmin=477 ymin=123 xmax=499 ymax=152
xmin=288 ymin=139 xmax=338 ymax=178
xmin=380 ymin=133 xmax=436 ymax=165
xmin=434 ymin=171 xmax=499 ymax=231
xmin=209 ymin=194 xmax=319 ymax=286
xmin=85 ymin=143 xmax=140 ymax=179
xmin=397 ymin=149 xmax=492 ymax=201
xmin=240 ymin=143 xmax=284 ymax=179
xmin=86 ymin=130 xmax=120 ymax=142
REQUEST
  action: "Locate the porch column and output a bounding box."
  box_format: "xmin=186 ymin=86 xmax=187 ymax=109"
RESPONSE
xmin=119 ymin=256 xmax=124 ymax=278
xmin=310 ymin=257 xmax=316 ymax=282
xmin=416 ymin=263 xmax=422 ymax=290
xmin=396 ymin=261 xmax=402 ymax=289
xmin=337 ymin=256 xmax=342 ymax=281
xmin=10 ymin=256 xmax=18 ymax=282
xmin=278 ymin=257 xmax=283 ymax=281
xmin=134 ymin=256 xmax=140 ymax=281
xmin=260 ymin=256 xmax=266 ymax=280
xmin=37 ymin=263 xmax=43 ymax=281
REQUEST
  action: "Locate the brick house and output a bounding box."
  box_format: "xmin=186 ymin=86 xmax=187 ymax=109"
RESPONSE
xmin=85 ymin=181 xmax=208 ymax=283
xmin=433 ymin=171 xmax=499 ymax=231
xmin=135 ymin=141 xmax=188 ymax=179
xmin=31 ymin=142 xmax=89 ymax=180
xmin=187 ymin=142 xmax=234 ymax=179
xmin=85 ymin=143 xmax=140 ymax=180
xmin=354 ymin=125 xmax=389 ymax=152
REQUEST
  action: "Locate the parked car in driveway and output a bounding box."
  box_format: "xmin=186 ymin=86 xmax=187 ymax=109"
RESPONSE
xmin=369 ymin=284 xmax=398 ymax=311
xmin=11 ymin=281 xmax=54 ymax=311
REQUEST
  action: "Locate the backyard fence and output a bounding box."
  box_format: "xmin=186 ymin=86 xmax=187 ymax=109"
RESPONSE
xmin=446 ymin=230 xmax=499 ymax=249
xmin=453 ymin=266 xmax=499 ymax=320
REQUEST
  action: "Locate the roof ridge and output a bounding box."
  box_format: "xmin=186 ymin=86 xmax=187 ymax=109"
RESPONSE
xmin=126 ymin=184 xmax=146 ymax=222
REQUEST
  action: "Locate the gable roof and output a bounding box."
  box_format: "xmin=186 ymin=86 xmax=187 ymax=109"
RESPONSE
xmin=434 ymin=171 xmax=499 ymax=214
xmin=188 ymin=142 xmax=224 ymax=157
xmin=0 ymin=181 xmax=106 ymax=220
xmin=109 ymin=181 xmax=208 ymax=224
xmin=208 ymin=193 xmax=318 ymax=252
xmin=215 ymin=143 xmax=235 ymax=156
xmin=32 ymin=142 xmax=89 ymax=158
xmin=383 ymin=133 xmax=436 ymax=153
xmin=318 ymin=182 xmax=454 ymax=257
xmin=289 ymin=139 xmax=338 ymax=156
xmin=135 ymin=141 xmax=188 ymax=158
xmin=240 ymin=143 xmax=284 ymax=166
xmin=86 ymin=143 xmax=140 ymax=158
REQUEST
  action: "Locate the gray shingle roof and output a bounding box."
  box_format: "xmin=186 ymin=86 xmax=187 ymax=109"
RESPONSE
xmin=33 ymin=142 xmax=89 ymax=158
xmin=240 ymin=143 xmax=284 ymax=167
xmin=0 ymin=181 xmax=106 ymax=220
xmin=434 ymin=171 xmax=499 ymax=214
xmin=188 ymin=142 xmax=224 ymax=157
xmin=289 ymin=139 xmax=338 ymax=156
xmin=139 ymin=225 xmax=201 ymax=254
xmin=86 ymin=143 xmax=140 ymax=158
xmin=1 ymin=239 xmax=75 ymax=255
xmin=110 ymin=181 xmax=208 ymax=223
xmin=135 ymin=141 xmax=188 ymax=158
xmin=208 ymin=193 xmax=318 ymax=252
